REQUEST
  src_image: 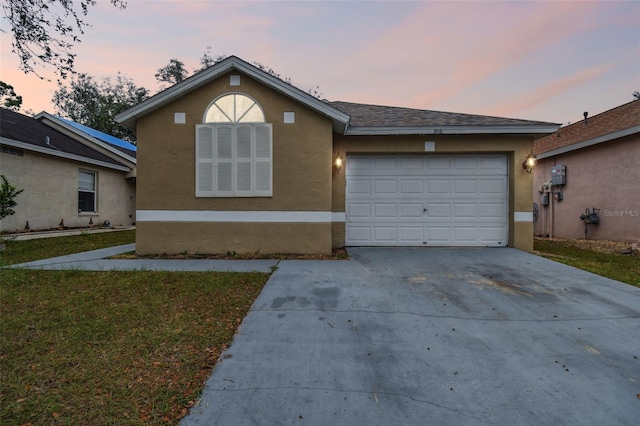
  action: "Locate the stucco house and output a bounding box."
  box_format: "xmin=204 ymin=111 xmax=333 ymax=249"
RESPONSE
xmin=0 ymin=108 xmax=137 ymax=233
xmin=115 ymin=56 xmax=558 ymax=255
xmin=533 ymin=100 xmax=640 ymax=242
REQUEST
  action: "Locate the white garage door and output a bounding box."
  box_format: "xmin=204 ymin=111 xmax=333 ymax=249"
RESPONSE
xmin=345 ymin=154 xmax=508 ymax=247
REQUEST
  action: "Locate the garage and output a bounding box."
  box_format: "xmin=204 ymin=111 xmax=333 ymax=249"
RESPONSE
xmin=345 ymin=154 xmax=508 ymax=246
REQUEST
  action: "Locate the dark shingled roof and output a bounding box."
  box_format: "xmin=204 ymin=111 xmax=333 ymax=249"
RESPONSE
xmin=329 ymin=101 xmax=557 ymax=128
xmin=0 ymin=108 xmax=122 ymax=166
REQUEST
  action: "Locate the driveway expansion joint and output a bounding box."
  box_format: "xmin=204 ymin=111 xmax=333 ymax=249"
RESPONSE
xmin=250 ymin=307 xmax=640 ymax=322
xmin=207 ymin=385 xmax=462 ymax=413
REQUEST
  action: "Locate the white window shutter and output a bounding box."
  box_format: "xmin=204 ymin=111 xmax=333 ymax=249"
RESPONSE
xmin=236 ymin=126 xmax=252 ymax=159
xmin=195 ymin=123 xmax=272 ymax=197
xmin=254 ymin=124 xmax=272 ymax=196
xmin=215 ymin=126 xmax=234 ymax=196
xmin=236 ymin=161 xmax=252 ymax=193
xmin=195 ymin=125 xmax=214 ymax=196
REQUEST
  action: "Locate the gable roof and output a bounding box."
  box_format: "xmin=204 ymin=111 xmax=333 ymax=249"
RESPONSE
xmin=116 ymin=55 xmax=351 ymax=133
xmin=534 ymin=100 xmax=640 ymax=158
xmin=0 ymin=108 xmax=133 ymax=172
xmin=116 ymin=55 xmax=559 ymax=136
xmin=330 ymin=101 xmax=559 ymax=135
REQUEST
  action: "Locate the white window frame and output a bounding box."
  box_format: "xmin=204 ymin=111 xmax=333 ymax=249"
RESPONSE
xmin=78 ymin=170 xmax=97 ymax=213
xmin=203 ymin=93 xmax=266 ymax=124
xmin=196 ymin=124 xmax=272 ymax=197
xmin=197 ymin=92 xmax=272 ymax=198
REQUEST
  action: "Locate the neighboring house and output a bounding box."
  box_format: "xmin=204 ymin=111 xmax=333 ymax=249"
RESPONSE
xmin=0 ymin=108 xmax=137 ymax=233
xmin=115 ymin=56 xmax=558 ymax=255
xmin=533 ymin=100 xmax=640 ymax=242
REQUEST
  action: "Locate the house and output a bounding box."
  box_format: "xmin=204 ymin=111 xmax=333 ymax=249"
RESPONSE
xmin=533 ymin=100 xmax=640 ymax=242
xmin=0 ymin=108 xmax=137 ymax=233
xmin=115 ymin=56 xmax=558 ymax=255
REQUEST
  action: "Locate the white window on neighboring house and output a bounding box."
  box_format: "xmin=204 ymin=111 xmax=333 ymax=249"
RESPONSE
xmin=197 ymin=93 xmax=272 ymax=197
xmin=78 ymin=170 xmax=97 ymax=212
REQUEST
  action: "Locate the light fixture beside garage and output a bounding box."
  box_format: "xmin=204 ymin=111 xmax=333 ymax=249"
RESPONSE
xmin=334 ymin=152 xmax=344 ymax=173
xmin=522 ymin=151 xmax=537 ymax=174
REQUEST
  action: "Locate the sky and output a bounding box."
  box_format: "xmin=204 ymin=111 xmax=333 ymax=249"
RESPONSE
xmin=1 ymin=0 xmax=639 ymax=126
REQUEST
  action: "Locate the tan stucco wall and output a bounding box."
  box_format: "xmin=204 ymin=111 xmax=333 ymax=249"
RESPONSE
xmin=135 ymin=71 xmax=334 ymax=254
xmin=137 ymin=222 xmax=331 ymax=254
xmin=332 ymin=134 xmax=536 ymax=251
xmin=533 ymin=134 xmax=640 ymax=242
xmin=0 ymin=150 xmax=136 ymax=232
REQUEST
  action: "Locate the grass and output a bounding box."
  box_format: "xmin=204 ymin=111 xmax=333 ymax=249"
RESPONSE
xmin=0 ymin=232 xmax=270 ymax=425
xmin=0 ymin=230 xmax=135 ymax=267
xmin=534 ymin=239 xmax=640 ymax=287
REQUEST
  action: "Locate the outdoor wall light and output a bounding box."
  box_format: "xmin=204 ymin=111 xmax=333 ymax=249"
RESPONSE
xmin=522 ymin=152 xmax=537 ymax=174
xmin=334 ymin=152 xmax=344 ymax=173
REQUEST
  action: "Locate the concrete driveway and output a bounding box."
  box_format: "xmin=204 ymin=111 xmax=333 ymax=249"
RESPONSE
xmin=182 ymin=248 xmax=640 ymax=425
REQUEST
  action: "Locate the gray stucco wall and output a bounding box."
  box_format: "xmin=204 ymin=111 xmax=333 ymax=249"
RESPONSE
xmin=0 ymin=150 xmax=136 ymax=233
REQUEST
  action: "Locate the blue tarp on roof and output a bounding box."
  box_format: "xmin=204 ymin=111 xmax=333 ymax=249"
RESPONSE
xmin=57 ymin=117 xmax=137 ymax=152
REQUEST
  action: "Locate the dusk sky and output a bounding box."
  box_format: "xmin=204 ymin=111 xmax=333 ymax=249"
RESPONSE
xmin=1 ymin=0 xmax=639 ymax=126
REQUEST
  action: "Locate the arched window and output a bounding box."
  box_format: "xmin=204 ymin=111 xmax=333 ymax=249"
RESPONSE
xmin=197 ymin=93 xmax=272 ymax=197
xmin=204 ymin=93 xmax=265 ymax=123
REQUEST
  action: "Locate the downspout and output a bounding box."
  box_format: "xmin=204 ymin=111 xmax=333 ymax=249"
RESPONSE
xmin=550 ymin=188 xmax=554 ymax=238
xmin=550 ymin=159 xmax=556 ymax=239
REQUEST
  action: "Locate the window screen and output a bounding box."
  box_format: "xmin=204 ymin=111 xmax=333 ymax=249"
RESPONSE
xmin=78 ymin=170 xmax=96 ymax=212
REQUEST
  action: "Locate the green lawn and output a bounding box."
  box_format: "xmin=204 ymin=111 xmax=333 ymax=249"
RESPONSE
xmin=0 ymin=232 xmax=269 ymax=425
xmin=534 ymin=239 xmax=640 ymax=287
xmin=0 ymin=229 xmax=136 ymax=267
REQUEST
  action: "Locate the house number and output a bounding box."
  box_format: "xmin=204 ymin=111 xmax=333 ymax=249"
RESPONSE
xmin=433 ymin=129 xmax=443 ymax=134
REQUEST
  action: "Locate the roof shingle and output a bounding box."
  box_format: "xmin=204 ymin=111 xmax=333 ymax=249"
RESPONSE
xmin=0 ymin=108 xmax=123 ymax=166
xmin=329 ymin=101 xmax=557 ymax=128
xmin=534 ymin=100 xmax=640 ymax=155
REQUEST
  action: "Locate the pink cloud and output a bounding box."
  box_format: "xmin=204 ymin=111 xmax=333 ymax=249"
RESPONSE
xmin=1 ymin=0 xmax=636 ymax=126
xmin=336 ymin=0 xmax=603 ymax=110
xmin=486 ymin=64 xmax=614 ymax=118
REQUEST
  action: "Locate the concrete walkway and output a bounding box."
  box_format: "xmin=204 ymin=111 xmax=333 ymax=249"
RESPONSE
xmin=8 ymin=244 xmax=277 ymax=273
xmin=5 ymin=225 xmax=136 ymax=241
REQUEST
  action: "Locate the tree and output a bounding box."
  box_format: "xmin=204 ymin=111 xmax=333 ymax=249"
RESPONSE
xmin=52 ymin=72 xmax=149 ymax=142
xmin=251 ymin=61 xmax=292 ymax=85
xmin=155 ymin=58 xmax=189 ymax=87
xmin=1 ymin=0 xmax=127 ymax=79
xmin=0 ymin=81 xmax=23 ymax=111
xmin=195 ymin=46 xmax=227 ymax=74
xmin=193 ymin=49 xmax=323 ymax=98
xmin=0 ymin=175 xmax=24 ymax=221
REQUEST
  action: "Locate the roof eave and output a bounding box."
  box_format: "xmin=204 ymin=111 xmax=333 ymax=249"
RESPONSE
xmin=537 ymin=125 xmax=640 ymax=159
xmin=115 ymin=56 xmax=350 ymax=131
xmin=344 ymin=124 xmax=561 ymax=136
xmin=0 ymin=137 xmax=131 ymax=172
xmin=34 ymin=112 xmax=137 ymax=166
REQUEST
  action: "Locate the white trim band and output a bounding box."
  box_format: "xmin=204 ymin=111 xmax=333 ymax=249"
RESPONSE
xmin=514 ymin=212 xmax=533 ymax=222
xmin=137 ymin=210 xmax=346 ymax=223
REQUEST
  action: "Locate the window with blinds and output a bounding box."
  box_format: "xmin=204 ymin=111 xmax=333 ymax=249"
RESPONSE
xmin=78 ymin=170 xmax=97 ymax=212
xmin=197 ymin=93 xmax=272 ymax=197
